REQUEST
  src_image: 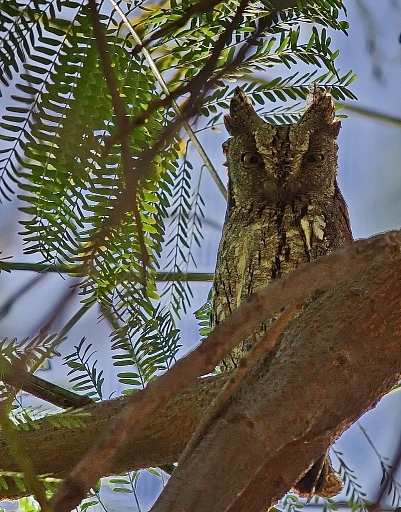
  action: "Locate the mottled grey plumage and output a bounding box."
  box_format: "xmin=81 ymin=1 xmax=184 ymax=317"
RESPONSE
xmin=211 ymin=86 xmax=352 ymax=498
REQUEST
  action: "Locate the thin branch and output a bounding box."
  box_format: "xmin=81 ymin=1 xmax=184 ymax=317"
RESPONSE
xmin=1 ymin=305 xmax=94 ymax=408
xmin=0 ymin=261 xmax=214 ymax=281
xmin=338 ymin=102 xmax=401 ymax=127
xmin=0 ymin=274 xmax=46 ymax=319
xmin=185 ymin=0 xmax=250 ymax=101
xmin=2 ymin=358 xmax=93 ymax=409
xmin=88 ymin=0 xmax=148 ymax=291
xmin=135 ymin=0 xmax=229 ymax=48
xmin=0 ymin=261 xmax=74 ymax=273
xmin=358 ymin=421 xmax=401 ymax=508
xmin=109 ymin=0 xmax=227 ymax=199
xmin=210 ymin=0 xmax=298 ymax=85
xmin=29 ymin=278 xmax=79 ymax=338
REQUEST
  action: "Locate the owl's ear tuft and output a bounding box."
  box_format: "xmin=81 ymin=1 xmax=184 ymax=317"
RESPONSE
xmin=224 ymin=114 xmax=236 ymax=135
xmin=232 ymin=87 xmax=253 ymax=107
xmin=230 ymin=88 xmax=257 ymax=121
xmin=225 ymin=88 xmax=265 ymax=136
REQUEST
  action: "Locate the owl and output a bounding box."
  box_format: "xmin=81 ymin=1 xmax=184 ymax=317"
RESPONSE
xmin=211 ymin=86 xmax=352 ymax=498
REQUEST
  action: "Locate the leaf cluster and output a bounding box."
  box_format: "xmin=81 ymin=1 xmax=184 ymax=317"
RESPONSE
xmin=0 ymin=0 xmax=358 ymax=507
xmin=0 ymin=0 xmax=356 ymax=326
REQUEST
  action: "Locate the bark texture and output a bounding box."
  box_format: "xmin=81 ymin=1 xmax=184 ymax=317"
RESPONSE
xmin=151 ymin=232 xmax=401 ymax=512
xmin=0 ymin=374 xmax=226 ymax=501
xmin=1 ymin=233 xmax=401 ymax=509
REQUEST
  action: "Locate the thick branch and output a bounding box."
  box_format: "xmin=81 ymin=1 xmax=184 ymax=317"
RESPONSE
xmin=151 ymin=232 xmax=401 ymax=511
xmin=0 ymin=232 xmax=400 ymax=506
xmin=0 ymin=374 xmax=227 ymax=501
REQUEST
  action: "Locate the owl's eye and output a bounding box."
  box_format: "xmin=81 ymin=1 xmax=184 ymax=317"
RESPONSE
xmin=306 ymin=153 xmax=325 ymax=163
xmin=241 ymin=152 xmax=263 ymax=165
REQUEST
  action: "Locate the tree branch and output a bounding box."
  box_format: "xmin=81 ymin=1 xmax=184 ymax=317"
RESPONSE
xmin=0 ymin=232 xmax=400 ymax=508
xmin=0 ymin=261 xmax=214 ymax=282
xmin=151 ymin=231 xmax=401 ymax=511
xmin=1 ymin=358 xmax=93 ymax=410
xmin=0 ymin=374 xmax=227 ymax=501
xmin=88 ymin=0 xmax=148 ymax=289
xmin=338 ymin=101 xmax=401 ymax=127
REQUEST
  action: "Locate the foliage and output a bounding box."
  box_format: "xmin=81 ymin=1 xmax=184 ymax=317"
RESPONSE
xmin=110 ymin=304 xmax=181 ymax=389
xmin=195 ymin=295 xmax=212 ymax=338
xmin=0 ymin=0 xmax=357 ymax=391
xmin=64 ymin=337 xmax=105 ymax=400
xmin=0 ymin=0 xmax=364 ymax=510
xmin=332 ymin=447 xmax=370 ymax=512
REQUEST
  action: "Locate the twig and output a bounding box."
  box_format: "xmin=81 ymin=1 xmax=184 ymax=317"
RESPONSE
xmin=3 ymin=359 xmax=93 ymax=409
xmin=0 ymin=261 xmax=215 ymax=281
xmin=88 ymin=0 xmax=148 ymax=292
xmin=109 ymin=0 xmax=227 ymax=198
xmin=210 ymin=0 xmax=297 ymax=84
xmin=0 ymin=274 xmax=46 ymax=319
xmin=185 ymin=0 xmax=250 ymax=100
xmin=358 ymin=421 xmax=401 ymax=507
xmin=338 ymin=101 xmax=401 ymax=127
xmin=135 ymin=0 xmax=229 ymax=49
xmin=29 ymin=278 xmax=78 ymax=338
xmin=1 ymin=305 xmax=94 ymax=408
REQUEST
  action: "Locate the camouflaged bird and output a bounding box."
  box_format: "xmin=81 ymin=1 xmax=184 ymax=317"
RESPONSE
xmin=211 ymin=86 xmax=352 ymax=499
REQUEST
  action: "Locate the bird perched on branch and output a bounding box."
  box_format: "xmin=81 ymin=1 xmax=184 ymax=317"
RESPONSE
xmin=211 ymin=86 xmax=352 ymax=498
